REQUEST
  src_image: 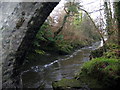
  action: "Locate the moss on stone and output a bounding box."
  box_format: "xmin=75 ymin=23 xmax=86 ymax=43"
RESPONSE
xmin=52 ymin=78 xmax=83 ymax=90
xmin=75 ymin=73 xmax=103 ymax=88
xmin=75 ymin=57 xmax=120 ymax=88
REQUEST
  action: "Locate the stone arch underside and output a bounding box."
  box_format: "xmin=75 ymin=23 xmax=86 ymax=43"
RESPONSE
xmin=1 ymin=2 xmax=59 ymax=88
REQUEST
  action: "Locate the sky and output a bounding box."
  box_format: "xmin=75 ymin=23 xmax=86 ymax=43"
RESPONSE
xmin=1 ymin=0 xmax=119 ymax=2
xmin=50 ymin=0 xmax=105 ymax=20
xmin=81 ymin=0 xmax=104 ymax=19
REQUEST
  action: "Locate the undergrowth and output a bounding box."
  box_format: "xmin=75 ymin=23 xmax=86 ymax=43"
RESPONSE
xmin=76 ymin=42 xmax=120 ymax=88
xmin=76 ymin=58 xmax=120 ymax=88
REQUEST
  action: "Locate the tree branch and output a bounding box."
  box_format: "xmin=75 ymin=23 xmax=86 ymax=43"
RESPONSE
xmin=79 ymin=8 xmax=106 ymax=51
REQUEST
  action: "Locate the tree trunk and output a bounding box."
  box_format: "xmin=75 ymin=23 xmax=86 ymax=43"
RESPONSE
xmin=116 ymin=2 xmax=120 ymax=46
xmin=80 ymin=8 xmax=106 ymax=52
xmin=54 ymin=13 xmax=70 ymax=38
xmin=104 ymin=2 xmax=112 ymax=36
xmin=114 ymin=1 xmax=120 ymax=57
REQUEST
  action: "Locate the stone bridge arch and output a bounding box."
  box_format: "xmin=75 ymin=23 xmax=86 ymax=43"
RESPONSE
xmin=1 ymin=2 xmax=59 ymax=88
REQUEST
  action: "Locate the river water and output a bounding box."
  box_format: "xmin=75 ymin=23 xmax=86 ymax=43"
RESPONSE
xmin=21 ymin=41 xmax=102 ymax=88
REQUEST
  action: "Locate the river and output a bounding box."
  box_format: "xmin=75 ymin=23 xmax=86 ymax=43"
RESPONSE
xmin=21 ymin=41 xmax=102 ymax=88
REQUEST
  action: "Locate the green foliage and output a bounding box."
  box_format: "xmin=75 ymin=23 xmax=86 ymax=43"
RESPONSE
xmin=65 ymin=2 xmax=79 ymax=14
xmin=36 ymin=22 xmax=54 ymax=41
xmin=35 ymin=22 xmax=55 ymax=44
xmin=56 ymin=41 xmax=73 ymax=54
xmin=54 ymin=34 xmax=64 ymax=41
xmin=41 ymin=22 xmax=49 ymax=29
xmin=34 ymin=40 xmax=40 ymax=47
xmin=106 ymin=43 xmax=120 ymax=50
xmin=77 ymin=57 xmax=120 ymax=88
xmin=47 ymin=37 xmax=54 ymax=42
xmin=33 ymin=22 xmax=55 ymax=55
xmin=82 ymin=58 xmax=119 ymax=73
xmin=33 ymin=2 xmax=100 ymax=56
xmin=34 ymin=22 xmax=69 ymax=55
xmin=91 ymin=47 xmax=104 ymax=58
xmin=73 ymin=16 xmax=81 ymax=26
xmin=104 ymin=50 xmax=118 ymax=59
xmin=45 ymin=29 xmax=53 ymax=36
xmin=103 ymin=43 xmax=120 ymax=59
xmin=36 ymin=23 xmax=48 ymax=41
xmin=36 ymin=22 xmax=65 ymax=43
xmin=52 ymin=78 xmax=82 ymax=89
xmin=68 ymin=4 xmax=78 ymax=13
xmin=35 ymin=49 xmax=45 ymax=55
xmin=73 ymin=12 xmax=83 ymax=26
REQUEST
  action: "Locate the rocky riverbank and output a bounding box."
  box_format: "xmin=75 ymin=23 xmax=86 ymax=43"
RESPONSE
xmin=52 ymin=43 xmax=120 ymax=89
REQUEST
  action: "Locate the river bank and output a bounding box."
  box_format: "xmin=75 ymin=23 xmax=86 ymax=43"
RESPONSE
xmin=21 ymin=41 xmax=101 ymax=88
xmin=52 ymin=41 xmax=120 ymax=89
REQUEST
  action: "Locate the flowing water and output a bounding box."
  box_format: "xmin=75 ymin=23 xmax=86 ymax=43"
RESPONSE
xmin=21 ymin=41 xmax=102 ymax=88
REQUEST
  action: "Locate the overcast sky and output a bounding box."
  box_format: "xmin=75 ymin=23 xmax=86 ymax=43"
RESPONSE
xmin=50 ymin=0 xmax=104 ymax=20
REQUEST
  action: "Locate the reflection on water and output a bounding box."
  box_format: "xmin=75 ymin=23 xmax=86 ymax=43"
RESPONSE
xmin=21 ymin=41 xmax=101 ymax=88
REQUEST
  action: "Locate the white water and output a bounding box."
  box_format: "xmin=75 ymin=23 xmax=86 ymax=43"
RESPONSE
xmin=21 ymin=40 xmax=102 ymax=88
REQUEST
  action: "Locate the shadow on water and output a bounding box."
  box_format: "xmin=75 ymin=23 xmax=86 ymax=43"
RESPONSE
xmin=21 ymin=41 xmax=101 ymax=88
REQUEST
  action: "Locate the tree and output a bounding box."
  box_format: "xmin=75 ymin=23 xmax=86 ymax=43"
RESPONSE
xmin=104 ymin=2 xmax=112 ymax=34
xmin=114 ymin=1 xmax=120 ymax=56
xmin=54 ymin=1 xmax=80 ymax=38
